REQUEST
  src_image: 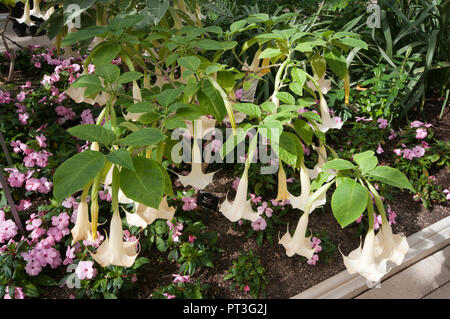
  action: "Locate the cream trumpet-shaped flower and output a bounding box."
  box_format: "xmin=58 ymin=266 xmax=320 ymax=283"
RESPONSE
xmin=341 ymin=229 xmax=389 ymax=282
xmin=15 ymin=1 xmax=35 ymax=27
xmin=125 ymin=196 xmax=175 ymax=228
xmin=289 ymin=161 xmax=311 ymax=212
xmin=275 ymin=163 xmax=290 ymax=202
xmin=178 ymin=116 xmax=217 ymax=189
xmin=307 ymin=75 xmax=332 ymax=95
xmin=305 ymin=143 xmax=327 ymax=179
xmin=71 ymin=200 xmax=93 ymax=245
xmin=91 ymin=208 xmax=139 ymax=268
xmin=375 ymin=219 xmax=409 ymax=267
xmin=178 ymin=138 xmax=216 ymax=190
xmin=279 ymin=210 xmax=316 ymax=259
xmin=316 ymin=96 xmax=343 ymax=133
xmin=123 ymin=81 xmax=144 ymax=122
xmin=42 ymin=6 xmax=55 ymax=21
xmin=30 ymin=0 xmax=43 ymax=19
xmin=219 ymin=164 xmax=261 ymax=223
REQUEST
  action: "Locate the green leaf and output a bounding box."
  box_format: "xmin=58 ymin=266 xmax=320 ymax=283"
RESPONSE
xmin=61 ymin=26 xmax=106 ymax=46
xmin=91 ymin=42 xmax=121 ymax=66
xmin=95 ymin=63 xmax=120 ymax=83
xmin=106 ymin=149 xmax=135 ymax=171
xmin=127 ymin=101 xmax=156 ymax=113
xmin=103 ymin=292 xmax=118 ymax=299
xmin=67 ymin=125 xmax=116 ymax=145
xmin=132 ymin=257 xmax=150 ymax=270
xmin=197 ymin=80 xmax=227 ymax=122
xmin=300 ymin=111 xmax=322 ymax=123
xmin=279 ymin=132 xmax=299 ymax=167
xmin=338 ymin=37 xmax=368 ymax=50
xmin=259 ymin=48 xmax=281 ymax=59
xmin=156 ymin=86 xmax=185 ymax=107
xmin=146 ymin=0 xmax=170 ymax=25
xmin=71 ymin=74 xmax=102 ymax=90
xmin=24 ymin=284 xmax=40 ymax=298
xmin=311 ymin=54 xmax=327 ymax=78
xmin=121 ymin=128 xmax=166 ymax=147
xmin=118 ymin=72 xmax=143 ymax=85
xmin=332 ymin=179 xmax=369 ymax=228
xmin=191 ymin=39 xmax=237 ymax=51
xmin=353 ymin=151 xmax=378 ymax=174
xmin=120 ymin=156 xmax=165 ymax=208
xmin=324 ymin=49 xmax=347 ymax=79
xmin=177 ymin=56 xmax=201 ymax=72
xmin=291 ymin=67 xmax=307 ymax=87
xmin=261 ymin=101 xmax=277 ymax=113
xmin=322 ymin=159 xmax=355 ymax=171
xmin=276 ymin=92 xmax=295 ymax=105
xmin=35 ymin=274 xmax=58 ymax=287
xmin=293 ymin=119 xmax=313 ymax=145
xmin=53 ymin=151 xmax=106 ymax=202
xmin=367 ymin=166 xmax=415 ymax=192
xmin=137 ymin=112 xmax=160 ymax=124
xmin=233 ymin=103 xmax=261 ymax=117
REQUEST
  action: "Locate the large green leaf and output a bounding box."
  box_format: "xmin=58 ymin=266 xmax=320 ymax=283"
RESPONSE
xmin=95 ymin=63 xmax=120 ymax=83
xmin=121 ymin=128 xmax=166 ymax=147
xmin=67 ymin=125 xmax=116 ymax=145
xmin=106 ymin=149 xmax=135 ymax=171
xmin=119 ymin=156 xmax=165 ymax=208
xmin=324 ymin=49 xmax=347 ymax=79
xmin=331 ymin=179 xmax=369 ymax=228
xmin=322 ymin=159 xmax=355 ymax=171
xmin=354 ymin=150 xmax=378 ymax=174
xmin=232 ymin=103 xmax=261 ymax=117
xmin=53 ymin=151 xmax=106 ymax=202
xmin=293 ymin=119 xmax=313 ymax=145
xmin=367 ymin=166 xmax=414 ymax=192
xmin=177 ymin=56 xmax=201 ymax=72
xmin=279 ymin=132 xmax=299 ymax=168
xmin=61 ymin=26 xmax=106 ymax=46
xmin=197 ymin=80 xmax=227 ymax=122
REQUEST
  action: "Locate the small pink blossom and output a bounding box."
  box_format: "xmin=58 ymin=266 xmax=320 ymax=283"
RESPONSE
xmin=411 ymin=145 xmax=425 ymax=158
xmin=36 ymin=134 xmax=47 ymax=148
xmin=376 ymin=144 xmax=384 ymax=154
xmin=244 ymin=285 xmax=250 ymax=292
xmin=182 ymin=196 xmax=197 ymax=211
xmin=172 ymin=274 xmax=190 ymax=284
xmin=188 ymin=235 xmax=196 ymax=243
xmin=249 ymin=194 xmax=262 ymax=204
xmin=307 ymin=254 xmax=319 ymax=265
xmin=251 ymin=217 xmax=267 ymax=231
xmin=235 ymin=89 xmax=243 ymax=101
xmin=415 ymin=128 xmax=427 ymax=139
xmin=75 ymin=261 xmax=96 ymax=280
xmin=377 ymin=118 xmax=388 ymax=129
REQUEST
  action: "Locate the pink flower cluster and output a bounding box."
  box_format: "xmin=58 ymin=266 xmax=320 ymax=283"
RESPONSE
xmin=0 ymin=90 xmax=12 ymax=104
xmin=393 ymin=144 xmax=426 ymax=160
xmin=307 ymin=237 xmax=322 ymax=265
xmin=251 ymin=217 xmax=267 ymax=231
xmin=75 ymin=261 xmax=97 ymax=280
xmin=55 ymin=106 xmax=76 ymax=124
xmin=257 ymin=201 xmax=273 ymax=217
xmin=0 ymin=210 xmax=18 ymax=244
xmin=167 ymin=220 xmax=183 ymax=242
xmin=80 ymin=109 xmax=95 ymax=125
xmin=172 ymin=274 xmax=190 ymax=284
xmin=182 ymin=196 xmax=197 ymax=211
xmin=3 ymin=286 xmax=25 ymax=299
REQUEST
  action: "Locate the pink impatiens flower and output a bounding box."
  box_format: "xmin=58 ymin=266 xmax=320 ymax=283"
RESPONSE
xmin=377 ymin=118 xmax=388 ymax=129
xmin=172 ymin=274 xmax=190 ymax=284
xmin=188 ymin=235 xmax=196 ymax=243
xmin=307 ymin=254 xmax=319 ymax=265
xmin=36 ymin=134 xmax=47 ymax=148
xmin=244 ymin=285 xmax=250 ymax=292
xmin=411 ymin=145 xmax=425 ymax=158
xmin=444 ymin=189 xmax=450 ymax=201
xmin=182 ymin=196 xmax=197 ymax=211
xmin=376 ymin=144 xmax=384 ymax=154
xmin=3 ymin=286 xmax=25 ymax=299
xmin=257 ymin=202 xmax=273 ymax=218
xmin=251 ymin=217 xmax=267 ymax=231
xmin=75 ymin=261 xmax=96 ymax=280
xmin=415 ymin=128 xmax=427 ymax=139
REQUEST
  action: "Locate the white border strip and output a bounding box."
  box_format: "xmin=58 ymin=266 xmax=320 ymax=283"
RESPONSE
xmin=291 ymin=216 xmax=450 ymax=299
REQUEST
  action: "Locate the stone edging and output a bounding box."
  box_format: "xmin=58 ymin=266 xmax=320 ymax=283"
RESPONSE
xmin=291 ymin=216 xmax=450 ymax=299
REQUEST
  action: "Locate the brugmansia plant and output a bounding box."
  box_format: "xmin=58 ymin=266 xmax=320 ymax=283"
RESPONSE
xmin=52 ymin=3 xmax=414 ymax=283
